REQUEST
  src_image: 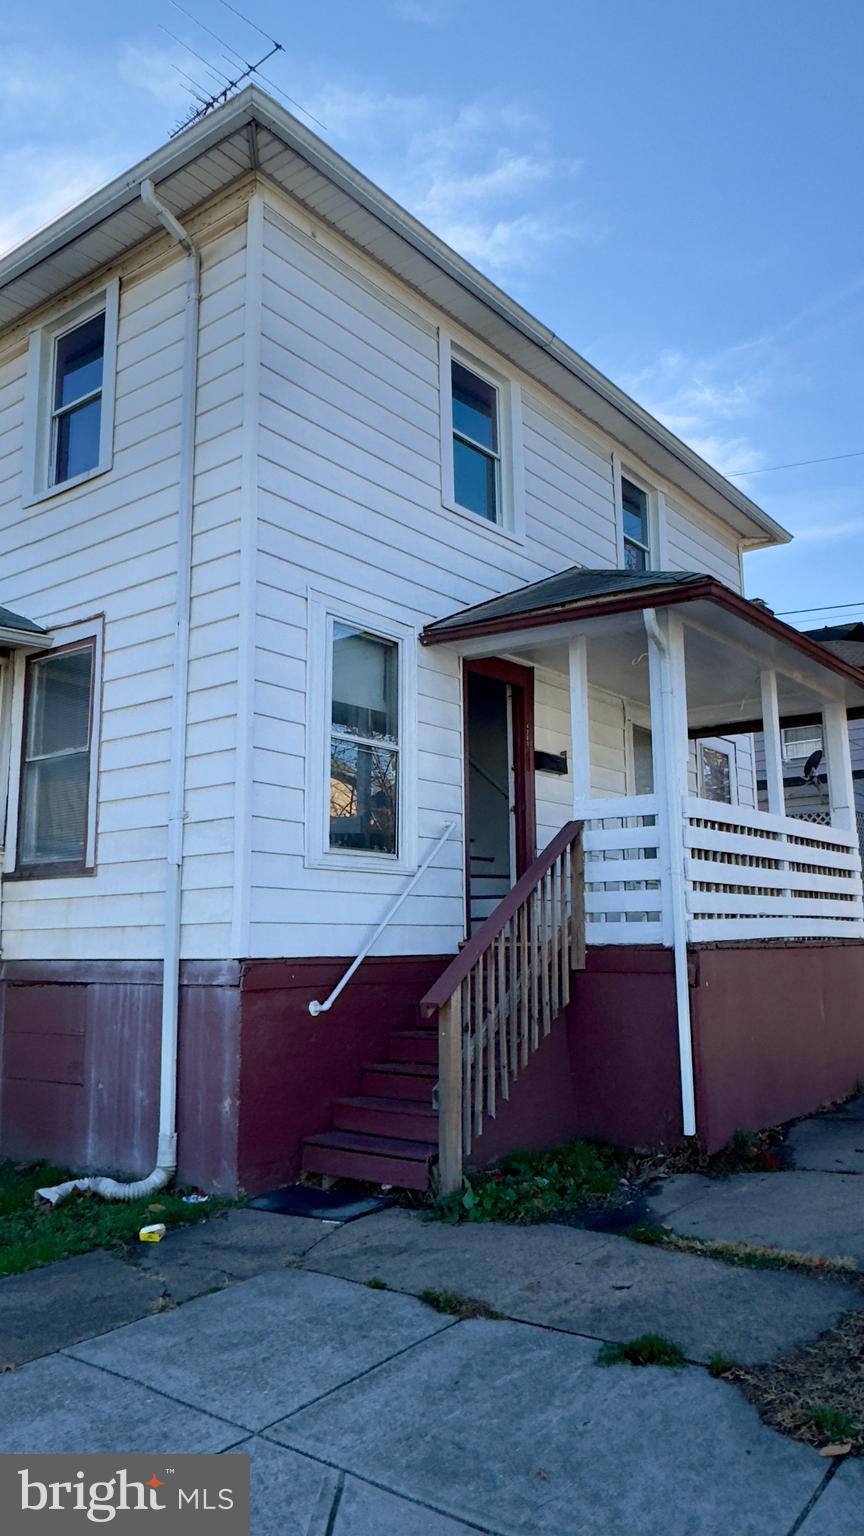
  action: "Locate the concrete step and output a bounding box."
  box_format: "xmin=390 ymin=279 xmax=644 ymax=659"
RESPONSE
xmin=333 ymin=1094 xmax=438 ymax=1143
xmin=361 ymin=1062 xmax=437 ymax=1102
xmin=388 ymin=1029 xmax=438 ymax=1065
xmin=302 ymin=1129 xmax=436 ymax=1191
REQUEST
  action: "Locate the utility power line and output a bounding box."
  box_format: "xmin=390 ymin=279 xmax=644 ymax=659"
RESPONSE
xmin=727 ymin=450 xmax=864 ymax=477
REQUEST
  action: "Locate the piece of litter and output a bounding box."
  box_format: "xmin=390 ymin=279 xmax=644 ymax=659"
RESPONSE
xmin=819 ymin=1442 xmax=852 ymax=1458
xmin=181 ymin=1193 xmax=210 ymax=1204
xmin=139 ymin=1224 xmax=166 ymax=1243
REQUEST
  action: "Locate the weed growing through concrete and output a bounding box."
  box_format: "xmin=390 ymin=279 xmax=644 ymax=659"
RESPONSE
xmin=707 ymin=1353 xmax=738 ymax=1378
xmin=627 ymin=1224 xmax=858 ymax=1281
xmin=418 ymin=1288 xmax=502 ymax=1320
xmin=597 ymin=1334 xmax=685 ymax=1368
xmin=366 ymin=1277 xmax=387 ymax=1290
xmin=431 ymin=1140 xmax=627 ymax=1225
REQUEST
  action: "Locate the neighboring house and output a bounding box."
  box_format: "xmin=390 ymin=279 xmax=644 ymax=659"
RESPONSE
xmin=754 ymin=623 xmax=864 ymax=850
xmin=0 ymin=88 xmax=863 ymax=1197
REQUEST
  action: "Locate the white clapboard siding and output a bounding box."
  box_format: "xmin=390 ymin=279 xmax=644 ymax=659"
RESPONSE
xmin=0 ymin=220 xmax=247 ymax=962
xmin=665 ymin=494 xmax=743 ymax=591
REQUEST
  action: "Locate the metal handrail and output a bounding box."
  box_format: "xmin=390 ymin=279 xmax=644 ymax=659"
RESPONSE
xmin=308 ymin=821 xmax=458 ymax=1016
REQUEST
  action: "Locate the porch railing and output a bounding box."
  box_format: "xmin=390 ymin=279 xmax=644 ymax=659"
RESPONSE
xmin=420 ymin=820 xmax=585 ymax=1195
xmin=683 ymin=797 xmax=864 ymax=940
xmin=577 ymin=794 xmax=668 ymax=945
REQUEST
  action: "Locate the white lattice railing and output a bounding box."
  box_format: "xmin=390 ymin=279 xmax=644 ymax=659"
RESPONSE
xmin=579 ymin=794 xmax=669 ymax=945
xmin=684 ymin=796 xmax=864 ymax=941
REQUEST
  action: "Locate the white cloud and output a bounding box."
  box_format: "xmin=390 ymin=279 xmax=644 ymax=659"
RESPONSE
xmin=305 ymin=84 xmax=588 ymax=279
xmin=0 ymin=148 xmax=118 ymax=257
xmin=619 ymin=345 xmax=772 ymax=475
xmin=393 ymin=0 xmax=439 ymax=22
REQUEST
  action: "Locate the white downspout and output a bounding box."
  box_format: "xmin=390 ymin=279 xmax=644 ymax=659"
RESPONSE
xmin=38 ymin=180 xmax=200 ymax=1206
xmin=643 ymin=608 xmax=697 ymax=1138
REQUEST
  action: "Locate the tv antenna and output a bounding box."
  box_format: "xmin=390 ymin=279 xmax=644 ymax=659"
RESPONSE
xmin=163 ymin=0 xmax=325 ymax=138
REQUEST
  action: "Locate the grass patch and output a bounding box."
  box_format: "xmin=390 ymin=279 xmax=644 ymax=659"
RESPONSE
xmin=627 ymin=1224 xmax=858 ymax=1280
xmin=732 ymin=1311 xmax=864 ymax=1456
xmin=707 ymin=1353 xmax=737 ymax=1379
xmin=597 ymin=1333 xmax=685 ymax=1368
xmin=431 ymin=1140 xmax=627 ymax=1225
xmin=366 ymin=1276 xmax=387 ymax=1290
xmin=417 ymin=1288 xmax=501 ymax=1320
xmin=0 ymin=1160 xmax=228 ymax=1278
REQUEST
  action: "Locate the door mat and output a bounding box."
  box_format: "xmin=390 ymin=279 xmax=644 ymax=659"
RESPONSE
xmin=247 ymin=1185 xmax=393 ymax=1221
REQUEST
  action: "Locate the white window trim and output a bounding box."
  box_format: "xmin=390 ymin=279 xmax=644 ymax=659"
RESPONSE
xmin=613 ymin=455 xmax=667 ymax=571
xmin=305 ymin=591 xmax=418 ymax=874
xmin=21 ymin=279 xmax=119 ymax=509
xmin=697 ymin=737 xmax=738 ymax=805
xmin=438 ymin=331 xmax=525 ymax=543
xmin=4 ymin=616 xmax=104 ymax=875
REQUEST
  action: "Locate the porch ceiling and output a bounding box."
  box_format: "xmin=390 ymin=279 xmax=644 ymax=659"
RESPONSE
xmin=421 ymin=570 xmax=864 ymax=734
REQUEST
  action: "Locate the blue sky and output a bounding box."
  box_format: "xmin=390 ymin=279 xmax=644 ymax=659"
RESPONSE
xmin=2 ymin=0 xmax=861 ymax=627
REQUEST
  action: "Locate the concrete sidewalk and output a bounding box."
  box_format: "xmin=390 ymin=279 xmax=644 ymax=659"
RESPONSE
xmin=2 ymin=1095 xmax=863 ymax=1533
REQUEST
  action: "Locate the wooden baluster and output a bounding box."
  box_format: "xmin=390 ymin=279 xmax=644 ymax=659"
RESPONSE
xmin=437 ymin=988 xmax=463 ymax=1195
xmin=560 ymin=850 xmax=571 ymax=1007
xmin=572 ymin=832 xmax=586 ymax=971
xmin=496 ymin=930 xmax=508 ymax=1100
xmin=474 ymin=958 xmax=484 ymax=1139
xmin=549 ymin=868 xmax=559 ymax=1026
xmin=461 ymin=977 xmax=472 ymax=1157
xmin=484 ymin=942 xmax=494 ymax=1119
xmin=531 ymin=887 xmax=541 ymax=1051
xmin=519 ymin=899 xmax=529 ymax=1070
xmin=540 ymin=875 xmax=552 ymax=1035
xmin=508 ymin=912 xmax=518 ymax=1090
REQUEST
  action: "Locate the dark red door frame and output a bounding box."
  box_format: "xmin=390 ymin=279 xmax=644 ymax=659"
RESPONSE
xmin=462 ymin=657 xmax=537 ymax=933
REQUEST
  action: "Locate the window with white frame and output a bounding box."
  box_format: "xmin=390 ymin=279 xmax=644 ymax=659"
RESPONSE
xmin=307 ymin=596 xmax=416 ymax=870
xmin=450 ymin=359 xmax=500 ymax=523
xmin=17 ymin=641 xmax=97 ymax=872
xmin=621 ymin=475 xmax=652 ymax=571
xmin=329 ymin=623 xmax=400 ymax=855
xmin=699 ymin=740 xmax=735 ymax=803
xmin=24 ymin=282 xmax=118 ymax=504
xmin=783 ymin=724 xmax=823 ymax=762
xmin=440 ymin=336 xmax=522 ymax=535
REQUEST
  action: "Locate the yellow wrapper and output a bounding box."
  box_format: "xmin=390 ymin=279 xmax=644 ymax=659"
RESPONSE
xmin=138 ymin=1224 xmax=166 ymax=1242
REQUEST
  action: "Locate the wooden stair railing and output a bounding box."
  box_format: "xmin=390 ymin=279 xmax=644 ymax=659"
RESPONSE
xmin=419 ymin=821 xmax=586 ymax=1195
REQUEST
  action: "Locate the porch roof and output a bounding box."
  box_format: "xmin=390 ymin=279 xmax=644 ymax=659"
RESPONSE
xmin=0 ymin=606 xmax=48 ymax=647
xmin=421 ymin=568 xmax=864 ymax=732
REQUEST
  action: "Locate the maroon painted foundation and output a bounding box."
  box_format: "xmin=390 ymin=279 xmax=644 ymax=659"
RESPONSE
xmin=2 ymin=940 xmax=864 ymax=1189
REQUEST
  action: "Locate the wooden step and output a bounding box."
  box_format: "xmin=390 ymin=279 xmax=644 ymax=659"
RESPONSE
xmin=333 ymin=1094 xmax=438 ymax=1142
xmin=388 ymin=1029 xmax=438 ymax=1065
xmin=302 ymin=1129 xmax=436 ymax=1191
xmin=361 ymin=1062 xmax=437 ymax=1102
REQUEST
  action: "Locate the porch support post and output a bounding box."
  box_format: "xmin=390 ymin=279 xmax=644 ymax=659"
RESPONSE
xmin=644 ymin=608 xmax=697 ymax=1138
xmin=568 ymin=635 xmax=591 ymax=810
xmin=759 ymin=669 xmax=786 ymax=817
xmin=822 ymin=700 xmax=856 ymax=835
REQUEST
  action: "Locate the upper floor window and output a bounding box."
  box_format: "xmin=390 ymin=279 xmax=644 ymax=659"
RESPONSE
xmin=451 ymin=360 xmax=500 ymax=523
xmin=23 ymin=280 xmax=119 ymax=506
xmin=439 ymin=334 xmax=524 ymax=538
xmin=622 ymin=475 xmax=651 ymax=570
xmin=52 ymin=313 xmax=106 ymax=485
xmin=18 ymin=641 xmax=97 ymax=872
xmin=330 ymin=623 xmax=399 ymax=856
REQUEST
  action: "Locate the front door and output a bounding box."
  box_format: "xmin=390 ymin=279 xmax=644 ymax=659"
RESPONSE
xmin=464 ymin=659 xmax=535 ymax=935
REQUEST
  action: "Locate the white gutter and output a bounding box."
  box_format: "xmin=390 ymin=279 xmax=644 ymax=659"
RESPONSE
xmin=37 ymin=179 xmax=200 ymax=1207
xmin=643 ymin=608 xmax=697 ymax=1138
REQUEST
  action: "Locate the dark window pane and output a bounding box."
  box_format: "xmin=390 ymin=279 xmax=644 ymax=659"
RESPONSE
xmin=623 ymin=538 xmax=647 ymax=572
xmin=622 ymin=477 xmax=649 ymax=546
xmin=453 ymin=436 xmax=497 ymax=521
xmin=632 ymin=724 xmax=654 ymax=795
xmin=55 ymin=314 xmax=105 ymax=409
xmin=331 ymin=625 xmax=398 ymax=741
xmin=329 ymin=739 xmax=397 ymax=853
xmin=701 ymin=746 xmax=732 ymax=803
xmin=54 ymin=397 xmax=102 ymax=482
xmin=452 ymin=361 xmax=497 ymax=451
xmin=27 ymin=648 xmax=92 ymax=758
xmin=20 ymin=751 xmax=89 ymax=864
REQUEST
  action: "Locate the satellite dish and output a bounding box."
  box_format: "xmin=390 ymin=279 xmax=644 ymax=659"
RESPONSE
xmin=803 ymin=748 xmax=823 ymax=782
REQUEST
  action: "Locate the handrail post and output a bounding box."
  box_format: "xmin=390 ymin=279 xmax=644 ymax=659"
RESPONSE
xmin=572 ymin=831 xmax=586 ymax=970
xmin=438 ymin=988 xmax=463 ymax=1195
